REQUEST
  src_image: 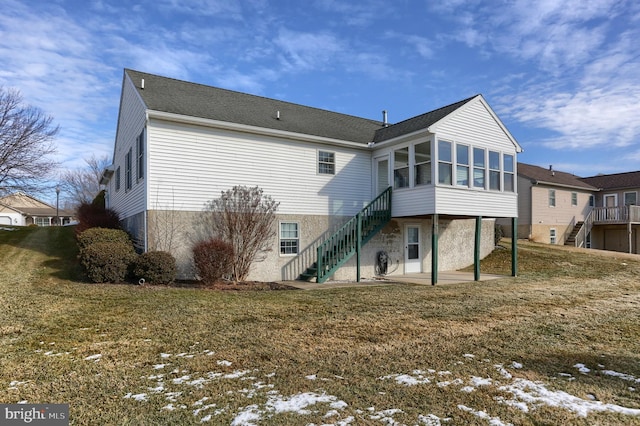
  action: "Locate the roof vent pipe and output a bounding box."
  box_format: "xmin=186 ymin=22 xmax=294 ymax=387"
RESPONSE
xmin=276 ymin=110 xmax=280 ymax=120
xmin=141 ymin=78 xmax=145 ymax=89
xmin=382 ymin=110 xmax=388 ymax=127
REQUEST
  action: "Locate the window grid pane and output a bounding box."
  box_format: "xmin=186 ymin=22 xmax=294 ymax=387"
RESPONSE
xmin=280 ymin=223 xmax=299 ymax=255
xmin=318 ymin=151 xmax=335 ymax=175
xmin=394 ymin=147 xmax=410 ymax=188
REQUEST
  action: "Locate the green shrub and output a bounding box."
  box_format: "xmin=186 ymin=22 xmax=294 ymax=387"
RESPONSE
xmin=193 ymin=239 xmax=233 ymax=284
xmin=77 ymin=227 xmax=132 ymax=251
xmin=79 ymin=241 xmax=136 ymax=283
xmin=132 ymin=251 xmax=177 ymax=285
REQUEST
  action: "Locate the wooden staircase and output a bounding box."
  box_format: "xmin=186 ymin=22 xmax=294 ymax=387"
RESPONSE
xmin=564 ymin=221 xmax=584 ymax=246
xmin=299 ymin=187 xmax=392 ymax=283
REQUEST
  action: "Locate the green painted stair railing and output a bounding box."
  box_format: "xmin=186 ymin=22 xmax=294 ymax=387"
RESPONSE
xmin=301 ymin=186 xmax=391 ymax=284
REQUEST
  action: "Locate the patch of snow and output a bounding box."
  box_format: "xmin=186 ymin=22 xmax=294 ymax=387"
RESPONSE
xmin=224 ymin=370 xmax=251 ymax=379
xmin=84 ymin=354 xmax=102 ymax=361
xmin=203 ymin=350 xmax=215 ymax=356
xmin=574 ymin=363 xmax=591 ymax=374
xmin=438 ymin=371 xmax=452 ymax=376
xmin=600 ymin=370 xmax=640 ymax=383
xmin=153 ymin=364 xmax=166 ymax=369
xmin=494 ymin=364 xmax=512 ymax=379
xmin=437 ymin=378 xmax=463 ymax=388
xmin=217 ymin=360 xmax=232 ymax=366
xmin=511 ymin=362 xmax=523 ymax=369
xmin=267 ymin=391 xmax=345 ymax=415
xmin=160 ymin=353 xmax=171 ymax=358
xmin=306 ymin=374 xmax=317 ymax=380
xmin=470 ymin=376 xmax=493 ymax=387
xmin=231 ymin=404 xmax=262 ymax=426
xmin=418 ymin=413 xmax=452 ymax=425
xmin=458 ymin=404 xmax=512 ymax=426
xmin=164 ymin=391 xmax=182 ymax=402
xmin=499 ymin=378 xmax=640 ymax=417
xmin=380 ymin=373 xmax=431 ymax=386
xmin=148 ymin=385 xmax=165 ymax=393
xmin=460 ymin=386 xmax=475 ymax=393
xmin=172 ymin=375 xmax=191 ymax=384
xmin=124 ymin=392 xmax=148 ymax=402
xmin=463 ymin=354 xmax=476 ymax=358
xmin=162 ymin=404 xmax=176 ymax=411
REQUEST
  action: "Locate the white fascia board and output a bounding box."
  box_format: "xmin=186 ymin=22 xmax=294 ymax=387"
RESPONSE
xmin=147 ymin=110 xmax=370 ymax=150
xmin=369 ymin=128 xmax=432 ymax=149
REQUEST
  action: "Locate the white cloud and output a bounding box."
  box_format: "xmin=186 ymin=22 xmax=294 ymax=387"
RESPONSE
xmin=274 ymin=29 xmax=344 ymax=72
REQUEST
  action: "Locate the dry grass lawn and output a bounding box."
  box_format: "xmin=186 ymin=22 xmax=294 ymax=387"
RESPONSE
xmin=1 ymin=226 xmax=639 ymax=425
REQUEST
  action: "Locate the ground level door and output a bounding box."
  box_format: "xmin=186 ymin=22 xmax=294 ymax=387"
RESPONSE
xmin=405 ymin=224 xmax=421 ymax=273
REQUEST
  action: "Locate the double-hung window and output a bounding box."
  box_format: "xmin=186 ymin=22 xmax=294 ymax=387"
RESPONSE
xmin=318 ymin=151 xmax=335 ymax=175
xmin=473 ymin=148 xmax=485 ymax=189
xmin=394 ymin=147 xmax=409 ymax=189
xmin=280 ymin=222 xmax=299 ymax=255
xmin=624 ymin=192 xmax=637 ymax=206
xmin=503 ymin=154 xmax=514 ymax=192
xmin=414 ymin=142 xmax=431 ymax=186
xmin=125 ymin=148 xmax=132 ymax=191
xmin=549 ymin=189 xmax=556 ymax=207
xmin=489 ymin=151 xmax=500 ymax=190
xmin=456 ymin=144 xmax=469 ymax=186
xmin=571 ymin=192 xmax=578 ymax=206
xmin=437 ymin=140 xmax=452 ymax=185
xmin=136 ymin=131 xmax=144 ymax=181
xmin=115 ymin=166 xmax=121 ymax=191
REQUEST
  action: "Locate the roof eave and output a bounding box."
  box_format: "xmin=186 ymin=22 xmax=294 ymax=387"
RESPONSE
xmin=147 ymin=110 xmax=371 ymax=150
xmin=531 ymin=179 xmax=599 ymax=191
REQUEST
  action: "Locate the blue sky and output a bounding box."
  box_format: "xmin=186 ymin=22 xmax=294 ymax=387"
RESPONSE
xmin=1 ymin=0 xmax=639 ymax=182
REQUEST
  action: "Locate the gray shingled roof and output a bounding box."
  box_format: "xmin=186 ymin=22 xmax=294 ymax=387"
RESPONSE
xmin=126 ymin=69 xmax=383 ymax=144
xmin=372 ymin=95 xmax=479 ymax=142
xmin=125 ymin=69 xmax=479 ymax=145
xmin=581 ymin=171 xmax=640 ymax=190
xmin=518 ymin=163 xmax=597 ymax=190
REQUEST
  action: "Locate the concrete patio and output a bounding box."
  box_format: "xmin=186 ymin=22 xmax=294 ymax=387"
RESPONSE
xmin=284 ymin=271 xmax=508 ymax=290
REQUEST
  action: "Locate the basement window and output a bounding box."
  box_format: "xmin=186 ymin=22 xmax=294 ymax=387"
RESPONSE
xmin=550 ymin=228 xmax=557 ymax=244
xmin=280 ymin=222 xmax=299 ymax=255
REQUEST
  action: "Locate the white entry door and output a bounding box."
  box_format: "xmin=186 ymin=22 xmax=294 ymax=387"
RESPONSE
xmin=405 ymin=225 xmax=422 ymax=273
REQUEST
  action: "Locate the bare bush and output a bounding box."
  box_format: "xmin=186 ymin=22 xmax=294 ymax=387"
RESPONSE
xmin=201 ymin=186 xmax=279 ymax=282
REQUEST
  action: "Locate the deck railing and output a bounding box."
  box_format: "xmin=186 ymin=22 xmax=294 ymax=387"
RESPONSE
xmin=592 ymin=205 xmax=640 ymax=224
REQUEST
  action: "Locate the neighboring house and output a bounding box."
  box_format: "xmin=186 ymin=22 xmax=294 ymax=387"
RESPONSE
xmin=0 ymin=192 xmax=73 ymax=226
xmin=581 ymin=171 xmax=640 ymax=254
xmin=502 ymin=163 xmax=640 ymax=254
xmin=102 ymin=69 xmax=522 ymax=283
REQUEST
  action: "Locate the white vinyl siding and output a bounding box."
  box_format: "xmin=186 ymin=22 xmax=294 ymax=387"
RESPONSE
xmin=108 ymin=75 xmax=147 ymax=220
xmin=147 ymin=119 xmax=371 ymax=216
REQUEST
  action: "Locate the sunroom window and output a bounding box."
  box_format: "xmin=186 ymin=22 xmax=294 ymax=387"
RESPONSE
xmin=394 ymin=147 xmax=409 ymax=189
xmin=489 ymin=150 xmax=500 ymax=190
xmin=473 ymin=147 xmax=485 ymax=188
xmin=503 ymin=154 xmax=514 ymax=192
xmin=414 ymin=142 xmax=431 ymax=186
xmin=437 ymin=140 xmax=452 ymax=185
xmin=456 ymin=144 xmax=469 ymax=186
